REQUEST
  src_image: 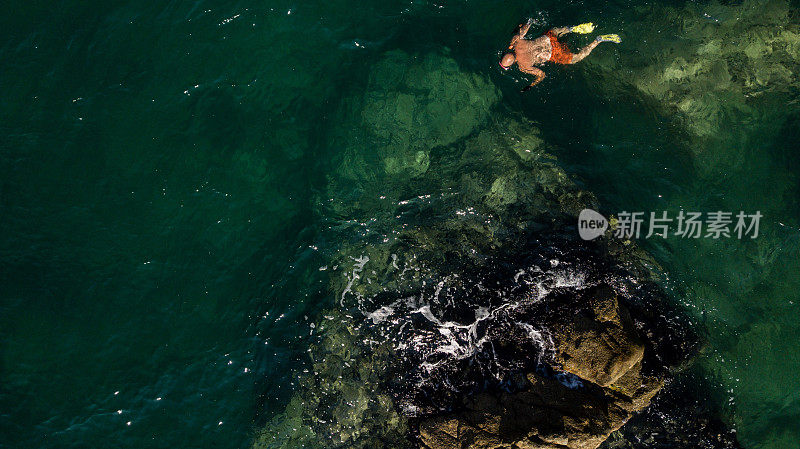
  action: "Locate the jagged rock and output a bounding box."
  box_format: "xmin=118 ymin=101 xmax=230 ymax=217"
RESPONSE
xmin=606 ymin=360 xmax=664 ymax=413
xmin=417 ymin=285 xmax=669 ymax=449
xmin=419 ymin=371 xmax=629 ymax=449
xmin=551 ymin=286 xmax=645 ymax=388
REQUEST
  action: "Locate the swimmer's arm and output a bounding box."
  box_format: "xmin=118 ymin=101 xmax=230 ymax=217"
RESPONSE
xmin=520 ymin=66 xmax=545 ymax=91
xmin=509 ymin=18 xmax=534 ymax=49
xmin=549 ymin=26 xmax=571 ymax=37
xmin=518 ymin=18 xmax=534 ymax=37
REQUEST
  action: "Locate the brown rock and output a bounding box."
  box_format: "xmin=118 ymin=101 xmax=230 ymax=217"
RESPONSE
xmin=417 ymin=285 xmax=664 ymax=449
xmin=419 ymin=372 xmax=634 ymax=449
xmin=552 ymin=287 xmax=645 ymax=387
xmin=419 ymin=417 xmax=461 ymax=449
xmin=606 ymin=360 xmax=664 ymax=412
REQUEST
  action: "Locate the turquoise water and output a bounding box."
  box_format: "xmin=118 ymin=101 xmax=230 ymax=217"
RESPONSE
xmin=1 ymin=0 xmax=799 ymax=448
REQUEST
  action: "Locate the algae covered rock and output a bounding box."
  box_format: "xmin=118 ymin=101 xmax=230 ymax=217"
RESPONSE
xmin=253 ymin=310 xmax=411 ymax=449
xmin=325 ymin=50 xmax=500 ymax=216
xmin=586 ymin=0 xmax=800 ymax=173
xmin=362 ymin=51 xmax=498 ymax=160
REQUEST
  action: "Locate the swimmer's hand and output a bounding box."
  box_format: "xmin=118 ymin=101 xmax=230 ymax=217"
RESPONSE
xmin=517 ymin=17 xmax=534 ymax=37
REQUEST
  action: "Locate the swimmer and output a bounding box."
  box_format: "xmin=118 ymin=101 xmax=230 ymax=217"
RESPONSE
xmin=499 ymin=20 xmax=621 ymax=91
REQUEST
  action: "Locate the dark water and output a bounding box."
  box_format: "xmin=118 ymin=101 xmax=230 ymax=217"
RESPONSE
xmin=1 ymin=0 xmax=798 ymax=448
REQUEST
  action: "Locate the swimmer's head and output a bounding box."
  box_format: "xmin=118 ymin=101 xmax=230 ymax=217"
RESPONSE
xmin=499 ymin=53 xmax=515 ymax=70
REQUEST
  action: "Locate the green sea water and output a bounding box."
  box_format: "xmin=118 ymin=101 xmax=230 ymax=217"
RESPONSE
xmin=1 ymin=0 xmax=798 ymax=448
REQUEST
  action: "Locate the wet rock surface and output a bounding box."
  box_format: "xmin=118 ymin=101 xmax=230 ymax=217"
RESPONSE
xmin=419 ymin=372 xmax=630 ymax=449
xmin=601 ymin=374 xmax=742 ymax=449
xmin=416 ymin=285 xmax=683 ymax=449
xmin=551 ymin=286 xmax=646 ymax=389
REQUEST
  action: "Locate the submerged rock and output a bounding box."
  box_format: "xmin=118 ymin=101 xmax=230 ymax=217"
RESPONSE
xmin=255 ymin=49 xmax=736 ymax=449
xmin=585 ymin=0 xmax=800 ymax=173
xmin=252 ymin=310 xmax=411 ymax=448
xmin=258 ymin=124 xmax=711 ymax=448
xmin=601 ymin=373 xmax=741 ymax=449
xmin=325 ymin=50 xmax=500 ymax=216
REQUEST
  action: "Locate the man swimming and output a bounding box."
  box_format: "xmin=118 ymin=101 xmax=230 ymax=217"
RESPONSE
xmin=499 ymin=20 xmax=620 ymax=91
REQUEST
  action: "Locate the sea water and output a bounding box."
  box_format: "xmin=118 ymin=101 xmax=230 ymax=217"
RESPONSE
xmin=1 ymin=0 xmax=798 ymax=448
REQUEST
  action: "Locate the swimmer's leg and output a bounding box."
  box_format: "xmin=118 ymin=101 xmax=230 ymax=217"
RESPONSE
xmin=548 ymin=27 xmax=571 ymax=37
xmin=569 ymin=40 xmax=600 ymax=63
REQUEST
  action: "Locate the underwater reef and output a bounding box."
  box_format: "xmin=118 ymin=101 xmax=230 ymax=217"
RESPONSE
xmin=253 ymin=51 xmax=740 ymax=449
xmin=585 ymin=0 xmax=800 ymax=173
xmin=324 ymin=49 xmax=500 ymax=217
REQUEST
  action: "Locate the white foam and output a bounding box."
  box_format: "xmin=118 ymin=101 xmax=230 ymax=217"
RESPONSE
xmin=340 ymin=254 xmax=370 ymax=306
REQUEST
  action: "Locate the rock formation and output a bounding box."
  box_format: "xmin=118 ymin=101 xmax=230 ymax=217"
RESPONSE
xmin=253 ymin=50 xmax=738 ymax=449
xmin=417 ymin=285 xmax=675 ymax=449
